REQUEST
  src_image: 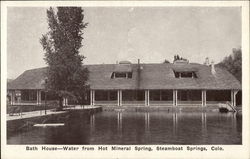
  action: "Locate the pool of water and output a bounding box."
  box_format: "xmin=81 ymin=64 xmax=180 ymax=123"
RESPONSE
xmin=7 ymin=111 xmax=242 ymax=145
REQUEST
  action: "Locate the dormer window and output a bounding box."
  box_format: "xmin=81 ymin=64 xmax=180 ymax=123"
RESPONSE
xmin=174 ymin=71 xmax=197 ymax=78
xmin=111 ymin=72 xmax=132 ymax=79
xmin=112 ymin=61 xmax=133 ymax=79
xmin=115 ymin=72 xmax=126 ymax=78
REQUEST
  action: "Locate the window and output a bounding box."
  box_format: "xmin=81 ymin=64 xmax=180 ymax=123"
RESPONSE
xmin=174 ymin=72 xmax=180 ymax=78
xmin=128 ymin=72 xmax=132 ymax=78
xmin=115 ymin=72 xmax=126 ymax=78
xmin=177 ymin=90 xmax=202 ymax=101
xmin=109 ymin=91 xmax=117 ymax=100
xmin=21 ymin=90 xmax=37 ymax=101
xmin=111 ymin=72 xmax=132 ymax=79
xmin=95 ymin=90 xmax=117 ymax=101
xmin=161 ymin=90 xmax=173 ymax=101
xmin=95 ymin=90 xmax=108 ymax=101
xmin=123 ymin=90 xmax=145 ymax=101
xmin=150 ymin=90 xmax=160 ymax=101
xmin=173 ymin=71 xmax=197 ymax=78
xmin=150 ymin=90 xmax=173 ymax=101
xmin=136 ymin=90 xmax=145 ymax=101
xmin=181 ymin=72 xmax=193 ymax=78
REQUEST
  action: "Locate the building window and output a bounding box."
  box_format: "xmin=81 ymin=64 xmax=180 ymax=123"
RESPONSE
xmin=111 ymin=72 xmax=132 ymax=79
xmin=206 ymin=90 xmax=231 ymax=101
xmin=161 ymin=90 xmax=173 ymax=101
xmin=128 ymin=72 xmax=132 ymax=78
xmin=95 ymin=90 xmax=117 ymax=101
xmin=95 ymin=90 xmax=108 ymax=101
xmin=109 ymin=91 xmax=117 ymax=100
xmin=150 ymin=90 xmax=173 ymax=101
xmin=21 ymin=90 xmax=37 ymax=101
xmin=123 ymin=90 xmax=145 ymax=101
xmin=115 ymin=72 xmax=126 ymax=78
xmin=150 ymin=90 xmax=160 ymax=101
xmin=173 ymin=71 xmax=197 ymax=78
xmin=178 ymin=90 xmax=202 ymax=101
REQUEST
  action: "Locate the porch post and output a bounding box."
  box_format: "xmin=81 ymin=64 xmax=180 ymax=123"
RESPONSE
xmin=231 ymin=90 xmax=234 ymax=106
xmin=37 ymin=90 xmax=41 ymax=105
xmin=66 ymin=98 xmax=68 ymax=106
xmin=63 ymin=98 xmax=65 ymax=106
xmin=145 ymin=90 xmax=149 ymax=106
xmin=148 ymin=90 xmax=150 ymax=106
xmin=233 ymin=91 xmax=236 ymax=107
xmin=92 ymin=90 xmax=95 ymax=106
xmin=117 ymin=90 xmax=122 ymax=106
xmin=120 ymin=90 xmax=122 ymax=106
xmin=11 ymin=91 xmax=15 ymax=105
xmin=173 ymin=90 xmax=178 ymax=106
xmin=202 ymin=90 xmax=206 ymax=106
xmin=233 ymin=90 xmax=238 ymax=107
xmin=39 ymin=91 xmax=42 ymax=105
xmin=234 ymin=91 xmax=238 ymax=106
xmin=90 ymin=90 xmax=93 ymax=105
xmin=63 ymin=97 xmax=68 ymax=106
xmin=37 ymin=90 xmax=39 ymax=105
xmin=117 ymin=90 xmax=120 ymax=106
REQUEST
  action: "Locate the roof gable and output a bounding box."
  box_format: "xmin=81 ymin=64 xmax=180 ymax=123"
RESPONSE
xmin=8 ymin=67 xmax=47 ymax=90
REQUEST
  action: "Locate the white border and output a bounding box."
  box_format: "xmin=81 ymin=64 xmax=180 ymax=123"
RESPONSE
xmin=1 ymin=1 xmax=249 ymax=159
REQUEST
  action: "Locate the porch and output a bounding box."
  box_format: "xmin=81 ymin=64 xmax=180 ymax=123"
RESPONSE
xmin=7 ymin=89 xmax=240 ymax=107
xmin=7 ymin=89 xmax=60 ymax=106
xmin=90 ymin=89 xmax=240 ymax=107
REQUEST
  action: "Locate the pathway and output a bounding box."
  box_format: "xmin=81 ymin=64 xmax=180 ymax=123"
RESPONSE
xmin=7 ymin=105 xmax=101 ymax=121
xmin=7 ymin=110 xmax=66 ymax=121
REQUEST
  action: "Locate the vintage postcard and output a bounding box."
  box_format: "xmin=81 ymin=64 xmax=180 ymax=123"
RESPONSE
xmin=1 ymin=1 xmax=249 ymax=159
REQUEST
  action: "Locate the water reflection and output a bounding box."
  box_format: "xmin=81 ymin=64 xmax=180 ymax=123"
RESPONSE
xmin=7 ymin=111 xmax=242 ymax=145
xmin=144 ymin=112 xmax=150 ymax=132
xmin=173 ymin=113 xmax=178 ymax=136
xmin=117 ymin=112 xmax=122 ymax=134
xmin=232 ymin=113 xmax=237 ymax=133
xmin=90 ymin=114 xmax=95 ymax=133
xmin=202 ymin=112 xmax=207 ymax=135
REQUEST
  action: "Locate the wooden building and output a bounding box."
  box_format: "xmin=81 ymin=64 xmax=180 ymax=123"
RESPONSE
xmin=7 ymin=60 xmax=241 ymax=107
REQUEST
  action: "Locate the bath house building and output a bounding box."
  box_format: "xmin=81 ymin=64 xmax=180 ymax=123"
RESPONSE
xmin=7 ymin=60 xmax=242 ymax=107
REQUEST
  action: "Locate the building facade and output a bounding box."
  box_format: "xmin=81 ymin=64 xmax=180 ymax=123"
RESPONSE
xmin=7 ymin=60 xmax=242 ymax=107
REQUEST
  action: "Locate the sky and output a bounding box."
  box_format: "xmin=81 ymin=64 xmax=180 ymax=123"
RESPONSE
xmin=7 ymin=7 xmax=241 ymax=79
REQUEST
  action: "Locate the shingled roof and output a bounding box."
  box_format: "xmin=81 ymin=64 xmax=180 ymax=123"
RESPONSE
xmin=7 ymin=63 xmax=241 ymax=90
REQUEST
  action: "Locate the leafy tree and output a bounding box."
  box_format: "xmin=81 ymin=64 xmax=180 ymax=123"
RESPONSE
xmin=173 ymin=54 xmax=188 ymax=62
xmin=217 ymin=48 xmax=242 ymax=83
xmin=40 ymin=7 xmax=89 ymax=110
xmin=163 ymin=59 xmax=170 ymax=63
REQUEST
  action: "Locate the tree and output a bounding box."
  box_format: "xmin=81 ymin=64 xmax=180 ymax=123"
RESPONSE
xmin=40 ymin=7 xmax=89 ymax=110
xmin=217 ymin=47 xmax=242 ymax=83
xmin=163 ymin=59 xmax=170 ymax=63
xmin=173 ymin=54 xmax=188 ymax=62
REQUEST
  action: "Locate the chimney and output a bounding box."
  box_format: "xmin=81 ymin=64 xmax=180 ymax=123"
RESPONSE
xmin=137 ymin=59 xmax=141 ymax=89
xmin=211 ymin=60 xmax=216 ymax=74
xmin=204 ymin=57 xmax=209 ymax=66
xmin=138 ymin=59 xmax=143 ymax=70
